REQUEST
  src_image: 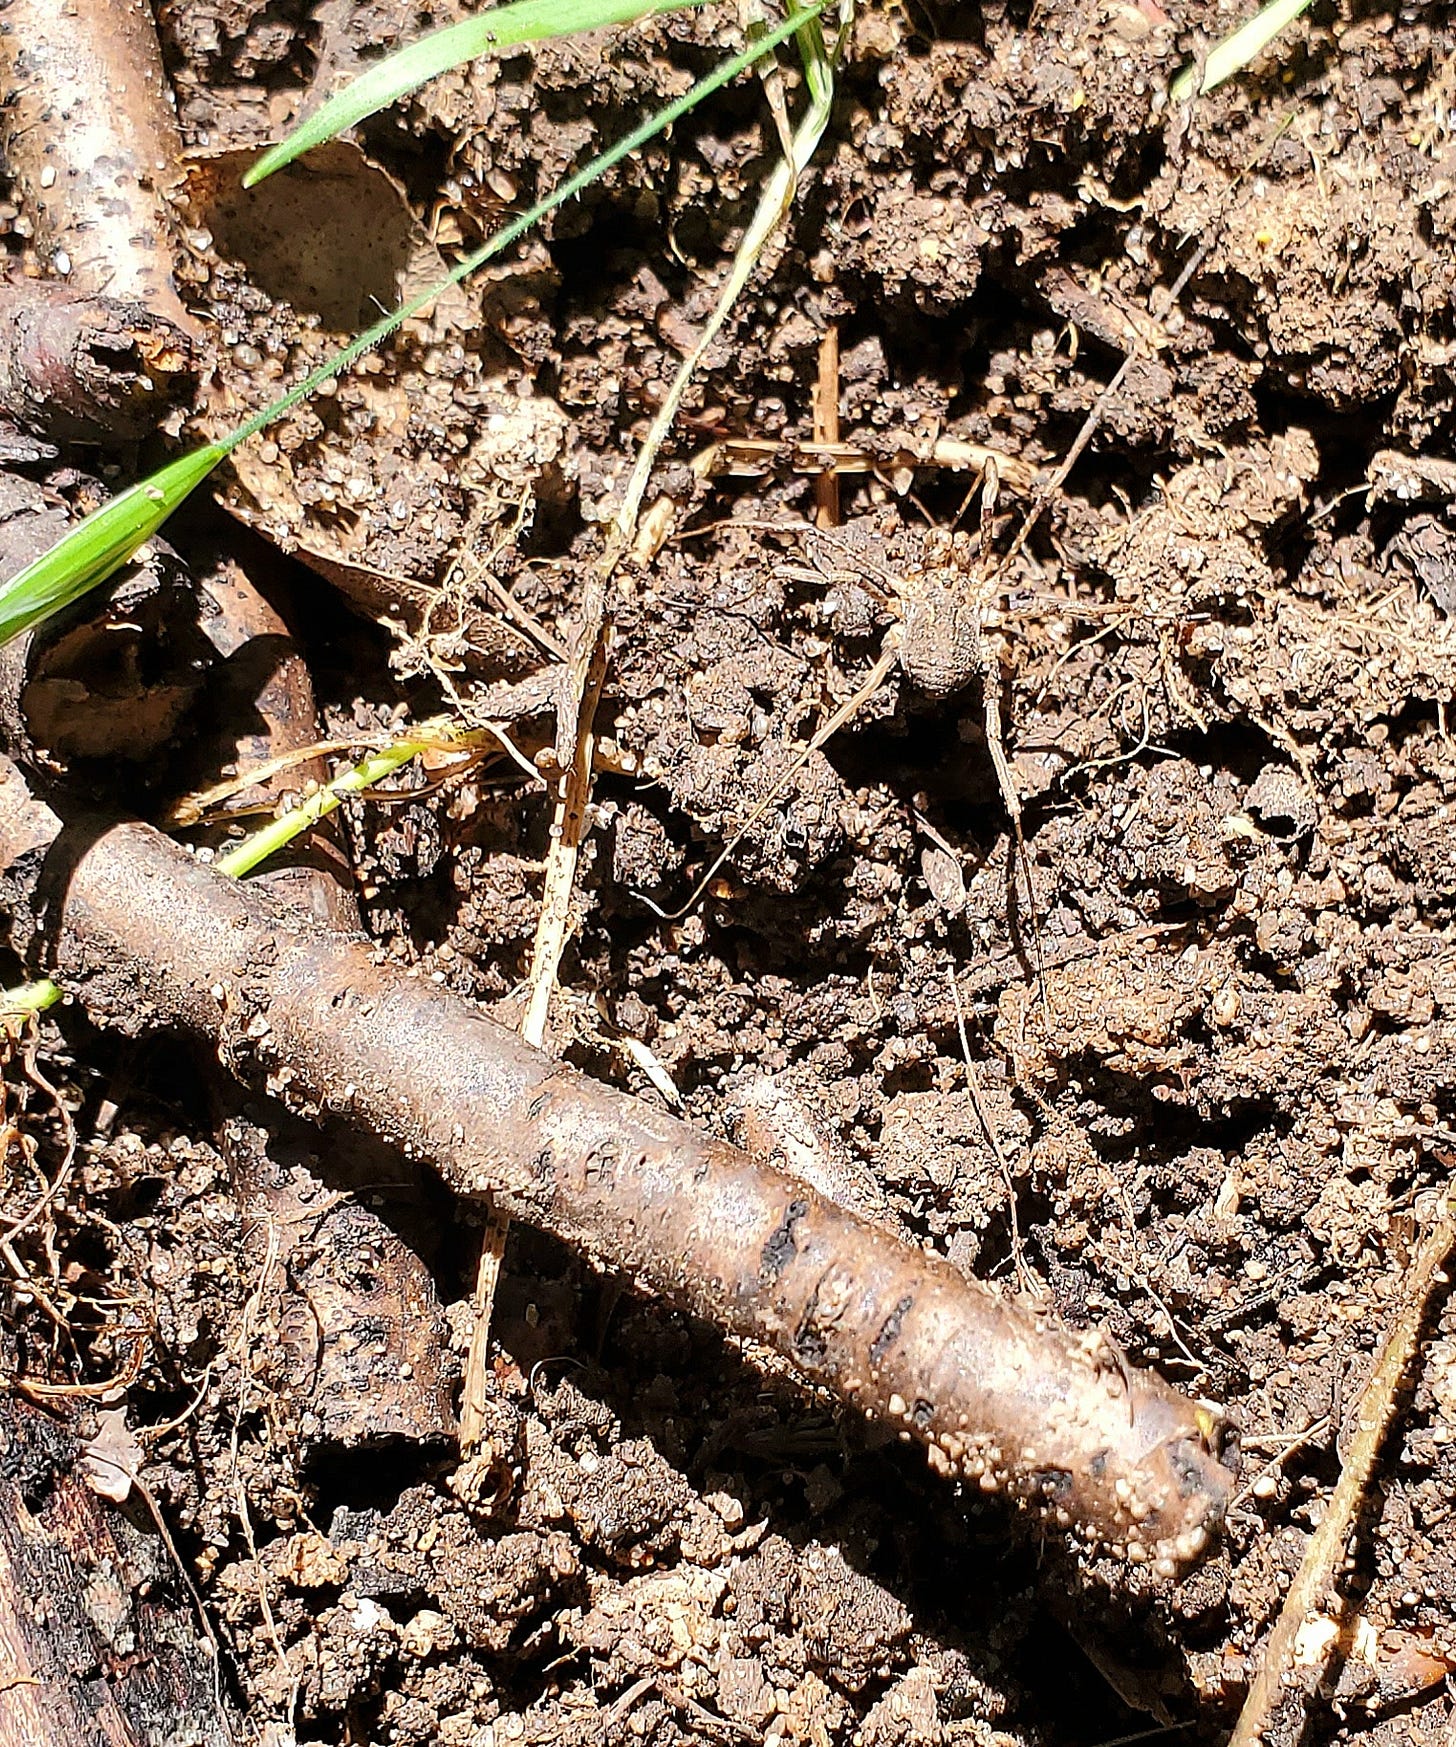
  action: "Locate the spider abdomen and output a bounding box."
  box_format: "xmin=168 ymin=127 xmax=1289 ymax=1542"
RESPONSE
xmin=896 ymin=586 xmax=986 ymax=698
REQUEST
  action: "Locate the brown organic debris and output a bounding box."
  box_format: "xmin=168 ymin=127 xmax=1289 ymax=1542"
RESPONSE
xmin=0 ymin=472 xmax=213 ymax=776
xmin=0 ymin=282 xmax=195 ymax=445
xmin=0 ymin=760 xmax=1238 ymax=1575
xmin=193 ymin=547 xmax=456 ymax=1452
xmin=0 ymin=1392 xmax=232 ymax=1746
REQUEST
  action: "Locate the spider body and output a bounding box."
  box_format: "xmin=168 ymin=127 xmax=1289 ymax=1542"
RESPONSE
xmin=790 ymin=512 xmax=995 ymax=701
xmin=781 ymin=489 xmax=1030 ymax=938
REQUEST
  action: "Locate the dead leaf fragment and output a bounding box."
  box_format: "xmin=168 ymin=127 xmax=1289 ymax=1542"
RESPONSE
xmin=80 ymin=1407 xmax=143 ymax=1503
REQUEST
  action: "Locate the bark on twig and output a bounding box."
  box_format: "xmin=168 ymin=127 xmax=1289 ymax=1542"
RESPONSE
xmin=0 ymin=0 xmax=208 ymax=776
xmin=195 ymin=551 xmax=361 ymax=920
xmin=0 ymin=1394 xmax=233 ymax=1746
xmin=0 ymin=282 xmax=195 ymax=444
xmin=0 ymin=761 xmax=1240 ymax=1574
xmin=0 ymin=0 xmax=192 ymax=328
xmin=195 ymin=550 xmax=456 ymax=1450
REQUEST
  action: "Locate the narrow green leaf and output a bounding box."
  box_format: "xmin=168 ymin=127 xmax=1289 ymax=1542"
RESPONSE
xmin=244 ymin=0 xmax=706 ymax=187
xmin=1169 ymin=0 xmax=1314 ymax=101
xmin=236 ymin=0 xmax=831 ymax=452
xmin=0 ymin=443 xmax=230 ymax=648
xmin=214 ymin=731 xmax=438 ymax=878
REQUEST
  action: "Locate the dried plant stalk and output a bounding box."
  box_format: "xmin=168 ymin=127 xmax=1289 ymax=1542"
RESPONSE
xmin=0 ymin=761 xmax=1238 ymax=1573
xmin=1228 ymin=1196 xmax=1456 ymax=1747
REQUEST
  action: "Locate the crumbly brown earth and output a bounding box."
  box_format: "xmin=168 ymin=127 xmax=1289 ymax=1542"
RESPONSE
xmin=4 ymin=0 xmax=1456 ymax=1742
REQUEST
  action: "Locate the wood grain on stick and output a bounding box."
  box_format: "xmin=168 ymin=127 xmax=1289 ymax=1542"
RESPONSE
xmin=0 ymin=761 xmax=1239 ymax=1574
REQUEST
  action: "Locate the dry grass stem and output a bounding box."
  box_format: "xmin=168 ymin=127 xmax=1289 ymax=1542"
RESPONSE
xmin=1228 ymin=1194 xmax=1456 ymax=1747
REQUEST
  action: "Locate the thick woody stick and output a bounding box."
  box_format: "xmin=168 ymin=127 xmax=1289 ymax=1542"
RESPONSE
xmin=0 ymin=0 xmax=192 ymax=328
xmin=0 ymin=760 xmax=1238 ymax=1574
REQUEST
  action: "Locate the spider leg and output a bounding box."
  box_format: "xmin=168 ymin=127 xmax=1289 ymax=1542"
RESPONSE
xmin=981 ymin=676 xmax=1048 ymax=1014
xmin=637 ymin=642 xmax=900 ymax=921
xmin=777 ymin=554 xmax=896 ymax=605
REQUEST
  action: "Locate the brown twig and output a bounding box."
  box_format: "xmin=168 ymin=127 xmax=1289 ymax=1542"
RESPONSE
xmin=0 ymin=759 xmax=1239 ymax=1573
xmin=0 ymin=0 xmax=193 ymax=329
xmin=1228 ymin=1193 xmax=1456 ymax=1747
xmin=1 ymin=0 xmax=454 ymax=1451
xmin=0 ymin=0 xmax=206 ymax=782
xmin=0 ymin=282 xmax=195 ymax=445
xmin=523 ymin=566 xmax=612 ymax=1048
xmin=194 ymin=546 xmax=457 ymax=1450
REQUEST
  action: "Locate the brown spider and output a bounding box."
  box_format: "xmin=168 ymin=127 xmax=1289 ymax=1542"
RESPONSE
xmin=643 ymin=460 xmax=1032 ymax=924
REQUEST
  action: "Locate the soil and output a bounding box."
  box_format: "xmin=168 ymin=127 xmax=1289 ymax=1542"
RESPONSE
xmin=4 ymin=0 xmax=1456 ymax=1743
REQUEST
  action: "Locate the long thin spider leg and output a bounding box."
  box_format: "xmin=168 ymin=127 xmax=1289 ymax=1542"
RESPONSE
xmin=637 ymin=642 xmax=900 ymax=921
xmin=982 ymin=679 xmax=1048 ymax=1012
xmin=978 ymin=452 xmax=1001 ymax=566
xmin=778 ymin=559 xmax=892 ymax=603
xmin=972 ymin=451 xmax=1050 ymax=1009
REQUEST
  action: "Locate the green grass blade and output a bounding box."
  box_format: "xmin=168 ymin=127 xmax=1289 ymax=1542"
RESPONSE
xmin=213 ymin=728 xmax=444 ymax=878
xmin=0 ymin=979 xmax=62 ymax=1018
xmin=1 ymin=1 xmax=825 ymax=651
xmin=615 ymin=0 xmax=840 ymax=534
xmin=236 ymin=1 xmax=827 ymax=449
xmin=244 ymin=0 xmax=706 ymax=187
xmin=1169 ymin=0 xmax=1314 ymax=101
xmin=0 ymin=443 xmax=230 ymax=648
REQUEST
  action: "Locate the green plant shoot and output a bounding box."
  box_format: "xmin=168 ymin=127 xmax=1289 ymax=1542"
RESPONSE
xmin=0 ymin=445 xmax=229 ymax=649
xmin=1169 ymin=0 xmax=1314 ymax=101
xmin=245 ymin=0 xmax=708 ymax=187
xmin=212 ymin=720 xmax=461 ymax=880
